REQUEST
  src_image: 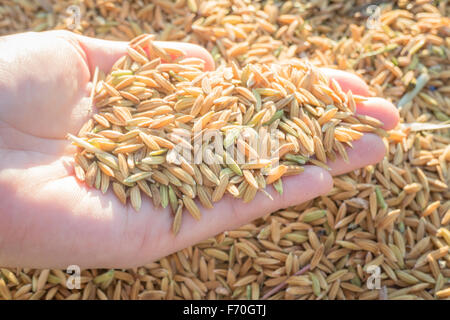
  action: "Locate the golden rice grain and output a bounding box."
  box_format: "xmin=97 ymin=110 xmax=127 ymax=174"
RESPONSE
xmin=204 ymin=249 xmax=229 ymax=262
xmin=130 ymin=186 xmax=142 ymax=212
xmin=309 ymin=244 xmax=324 ymax=270
xmin=112 ymin=182 xmax=127 ymax=205
xmin=183 ymin=196 xmax=201 ymax=221
xmin=0 ymin=278 xmax=12 ymax=300
xmin=173 ymin=204 xmax=183 ymax=235
xmin=436 ymin=288 xmax=450 ymax=299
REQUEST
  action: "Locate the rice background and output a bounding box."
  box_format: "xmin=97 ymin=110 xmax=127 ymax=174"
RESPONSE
xmin=0 ymin=0 xmax=449 ymax=300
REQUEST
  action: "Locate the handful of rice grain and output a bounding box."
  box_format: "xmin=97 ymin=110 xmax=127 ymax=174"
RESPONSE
xmin=68 ymin=34 xmax=385 ymax=234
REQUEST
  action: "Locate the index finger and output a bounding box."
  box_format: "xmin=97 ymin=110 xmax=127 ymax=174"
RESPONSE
xmin=72 ymin=32 xmax=215 ymax=75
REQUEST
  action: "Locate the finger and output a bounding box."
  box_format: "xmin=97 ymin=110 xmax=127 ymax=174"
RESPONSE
xmin=72 ymin=34 xmax=127 ymax=75
xmin=355 ymin=97 xmax=399 ymax=130
xmin=72 ymin=33 xmax=215 ymax=75
xmin=150 ymin=166 xmax=333 ymax=263
xmin=154 ymin=41 xmax=215 ymax=72
xmin=320 ymin=67 xmax=370 ymax=96
xmin=327 ymin=133 xmax=386 ymax=176
xmin=320 ymin=68 xmax=399 ymax=130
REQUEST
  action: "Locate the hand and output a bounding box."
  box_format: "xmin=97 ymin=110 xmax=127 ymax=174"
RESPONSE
xmin=0 ymin=31 xmax=399 ymax=268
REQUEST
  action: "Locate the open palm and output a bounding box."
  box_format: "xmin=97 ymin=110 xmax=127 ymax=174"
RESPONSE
xmin=0 ymin=31 xmax=399 ymax=268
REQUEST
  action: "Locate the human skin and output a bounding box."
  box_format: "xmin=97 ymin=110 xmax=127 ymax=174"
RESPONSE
xmin=0 ymin=31 xmax=399 ymax=268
